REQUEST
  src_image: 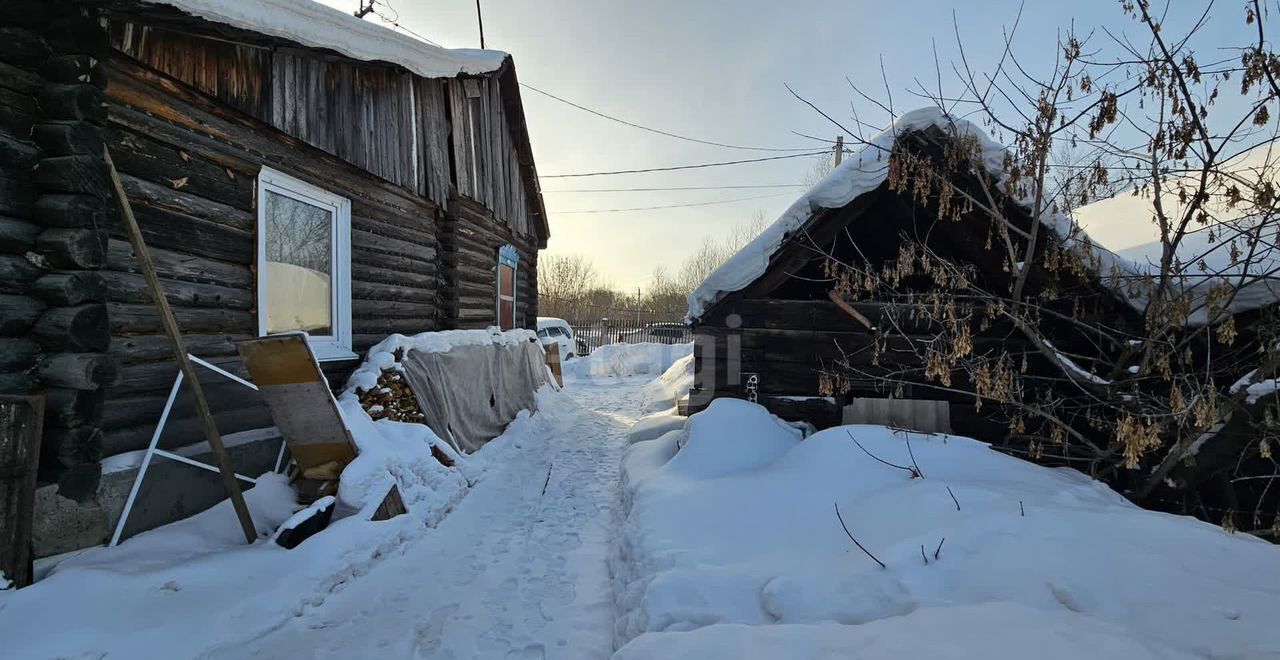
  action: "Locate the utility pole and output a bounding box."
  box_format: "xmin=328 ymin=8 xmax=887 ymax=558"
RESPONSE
xmin=475 ymin=0 xmax=486 ymax=48
xmin=636 ymin=286 xmax=642 ymax=325
xmin=833 ymin=135 xmax=844 ymax=167
xmin=355 ymin=0 xmax=374 ymax=18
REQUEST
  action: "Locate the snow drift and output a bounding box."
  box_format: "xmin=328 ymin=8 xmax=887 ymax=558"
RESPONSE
xmin=613 ymin=402 xmax=1280 ymax=659
xmin=564 ymin=342 xmax=693 ymax=380
xmin=639 ymin=353 xmax=694 ymax=413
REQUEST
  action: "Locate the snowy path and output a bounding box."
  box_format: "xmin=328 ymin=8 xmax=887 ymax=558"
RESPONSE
xmin=204 ymin=378 xmax=642 ymax=660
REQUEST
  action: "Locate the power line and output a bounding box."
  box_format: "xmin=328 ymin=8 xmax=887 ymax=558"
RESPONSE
xmin=540 ymin=151 xmax=828 ymax=178
xmin=520 ymin=83 xmax=822 ymax=153
xmin=552 ymin=192 xmax=794 ymax=214
xmin=367 ymin=1 xmax=443 ymax=47
xmin=543 ymin=183 xmax=808 ymax=193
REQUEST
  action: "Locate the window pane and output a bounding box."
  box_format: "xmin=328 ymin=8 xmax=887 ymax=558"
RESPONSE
xmin=264 ymin=190 xmax=332 ymax=335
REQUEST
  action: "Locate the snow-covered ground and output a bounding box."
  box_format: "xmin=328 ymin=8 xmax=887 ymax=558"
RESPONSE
xmin=205 ymin=380 xmax=641 ymax=659
xmin=4 ymin=342 xmax=1279 ymax=659
xmin=0 ymin=344 xmax=683 ymax=659
xmin=612 ymin=399 xmax=1280 ymax=659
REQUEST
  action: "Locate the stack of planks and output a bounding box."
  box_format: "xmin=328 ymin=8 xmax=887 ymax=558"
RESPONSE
xmin=0 ymin=3 xmax=117 ymax=501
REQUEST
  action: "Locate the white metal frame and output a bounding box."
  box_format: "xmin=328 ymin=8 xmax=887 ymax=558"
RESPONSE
xmin=108 ymin=355 xmax=287 ymax=547
xmin=256 ymin=166 xmax=354 ymax=362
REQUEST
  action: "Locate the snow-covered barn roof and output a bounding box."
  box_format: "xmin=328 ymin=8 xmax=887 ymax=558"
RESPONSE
xmin=686 ymin=107 xmax=1280 ymax=325
xmin=143 ymin=0 xmax=508 ymax=79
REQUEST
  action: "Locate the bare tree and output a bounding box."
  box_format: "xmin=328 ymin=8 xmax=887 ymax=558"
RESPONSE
xmin=804 ymin=2 xmax=1280 ymax=532
xmin=538 ymin=254 xmax=600 ymax=318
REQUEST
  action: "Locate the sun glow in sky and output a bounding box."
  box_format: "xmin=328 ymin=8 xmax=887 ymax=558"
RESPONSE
xmin=317 ymin=0 xmax=1258 ymax=290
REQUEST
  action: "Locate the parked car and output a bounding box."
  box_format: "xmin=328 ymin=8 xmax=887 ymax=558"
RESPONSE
xmin=536 ymin=317 xmax=584 ymax=358
xmin=619 ymin=322 xmax=691 ymax=345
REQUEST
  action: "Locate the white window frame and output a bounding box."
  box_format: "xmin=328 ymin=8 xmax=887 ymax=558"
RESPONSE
xmin=256 ymin=167 xmax=355 ymax=361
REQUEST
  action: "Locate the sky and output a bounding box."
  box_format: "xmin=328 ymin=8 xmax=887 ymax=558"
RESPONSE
xmin=316 ymin=0 xmax=1257 ymax=292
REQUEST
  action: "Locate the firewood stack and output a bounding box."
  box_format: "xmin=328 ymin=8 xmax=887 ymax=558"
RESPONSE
xmin=356 ymin=369 xmax=425 ymax=423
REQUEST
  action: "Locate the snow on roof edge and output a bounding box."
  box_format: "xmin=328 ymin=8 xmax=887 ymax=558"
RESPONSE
xmin=686 ymin=108 xmax=997 ymax=321
xmin=143 ymin=0 xmax=508 ymax=79
xmin=685 ymin=107 xmax=1280 ymax=324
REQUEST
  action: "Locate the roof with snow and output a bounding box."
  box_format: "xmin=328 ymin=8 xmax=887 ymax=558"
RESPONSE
xmin=127 ymin=0 xmax=549 ymax=242
xmin=686 ymin=107 xmax=1280 ymax=324
xmin=143 ymin=0 xmax=508 ymax=79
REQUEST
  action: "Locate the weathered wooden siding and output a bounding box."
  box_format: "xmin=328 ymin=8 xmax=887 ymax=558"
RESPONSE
xmin=270 ymin=49 xmax=420 ymax=200
xmin=101 ymin=55 xmax=443 ymax=456
xmin=106 ymin=21 xmax=455 ymax=208
xmin=413 ymin=77 xmax=454 ymax=206
xmin=446 ymin=77 xmax=535 ymax=238
xmin=105 ymin=21 xmax=273 ymax=121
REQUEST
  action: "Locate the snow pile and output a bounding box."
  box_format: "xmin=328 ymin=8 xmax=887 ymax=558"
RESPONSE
xmin=664 ymin=398 xmax=800 ymax=479
xmin=334 ymin=328 xmax=540 ymax=513
xmin=685 ymin=106 xmax=1280 ymax=325
xmin=0 ymin=386 xmax=566 ymax=659
xmin=640 ymin=353 xmax=694 ymax=413
xmin=628 ymin=411 xmax=688 ymax=446
xmin=334 ymin=394 xmax=470 ymax=518
xmin=613 ymin=402 xmax=1280 ymax=659
xmin=564 ymin=342 xmax=693 ymax=380
xmin=145 ymin=0 xmax=507 ymax=78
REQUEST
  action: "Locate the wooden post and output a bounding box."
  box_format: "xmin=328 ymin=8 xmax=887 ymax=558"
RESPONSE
xmin=0 ymin=395 xmax=44 ymax=588
xmin=103 ymin=148 xmax=256 ymax=544
xmin=544 ymin=342 xmax=563 ymax=387
xmin=833 ymin=135 xmax=844 ymax=167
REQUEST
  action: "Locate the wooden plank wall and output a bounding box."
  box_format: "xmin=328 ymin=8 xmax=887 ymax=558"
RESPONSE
xmin=412 ymin=78 xmax=453 ymax=206
xmin=108 ymin=23 xmax=441 ymax=209
xmin=270 ymin=49 xmax=418 ymax=199
xmin=446 ymin=77 xmax=533 ymax=239
xmin=105 ymin=22 xmax=273 ymax=122
xmin=100 ymin=55 xmax=442 ymax=456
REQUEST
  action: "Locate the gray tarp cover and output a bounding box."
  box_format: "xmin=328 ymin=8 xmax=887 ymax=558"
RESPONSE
xmin=401 ymin=338 xmax=547 ymax=454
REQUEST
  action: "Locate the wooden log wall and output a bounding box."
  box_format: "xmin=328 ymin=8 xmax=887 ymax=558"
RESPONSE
xmin=692 ymin=297 xmax=1016 ymax=441
xmin=0 ymin=4 xmax=115 ymax=501
xmin=100 ymin=54 xmax=443 ymax=457
xmin=442 ymin=196 xmax=539 ymax=329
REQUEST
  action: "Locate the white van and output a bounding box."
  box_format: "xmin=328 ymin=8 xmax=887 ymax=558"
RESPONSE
xmin=536 ymin=317 xmax=581 ymax=359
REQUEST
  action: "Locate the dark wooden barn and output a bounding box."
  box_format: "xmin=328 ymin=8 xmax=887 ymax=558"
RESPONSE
xmin=686 ymin=118 xmax=1141 ymax=441
xmin=688 ymin=113 xmax=1280 ymax=532
xmin=1 ymin=0 xmax=549 ymax=553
